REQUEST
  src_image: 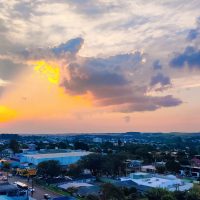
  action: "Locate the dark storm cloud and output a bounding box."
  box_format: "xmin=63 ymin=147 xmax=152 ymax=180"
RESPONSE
xmin=170 ymin=47 xmax=200 ymax=69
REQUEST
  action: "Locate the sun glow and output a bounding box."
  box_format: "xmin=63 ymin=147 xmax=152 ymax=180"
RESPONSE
xmin=0 ymin=106 xmax=17 ymax=123
xmin=34 ymin=60 xmax=60 ymax=84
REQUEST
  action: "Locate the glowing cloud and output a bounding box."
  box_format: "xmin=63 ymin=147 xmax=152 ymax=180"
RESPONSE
xmin=34 ymin=60 xmax=60 ymax=84
xmin=0 ymin=106 xmax=17 ymax=123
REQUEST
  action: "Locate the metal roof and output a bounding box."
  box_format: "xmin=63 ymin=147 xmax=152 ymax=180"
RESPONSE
xmin=22 ymin=152 xmax=91 ymax=159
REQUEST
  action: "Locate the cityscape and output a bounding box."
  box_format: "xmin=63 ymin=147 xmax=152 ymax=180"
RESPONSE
xmin=1 ymin=0 xmax=200 ymax=200
xmin=1 ymin=132 xmax=200 ymax=200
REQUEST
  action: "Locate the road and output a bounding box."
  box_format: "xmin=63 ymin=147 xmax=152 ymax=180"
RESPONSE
xmin=8 ymin=175 xmax=63 ymax=200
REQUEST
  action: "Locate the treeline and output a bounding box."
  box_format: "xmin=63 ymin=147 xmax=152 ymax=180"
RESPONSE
xmin=86 ymin=185 xmax=200 ymax=200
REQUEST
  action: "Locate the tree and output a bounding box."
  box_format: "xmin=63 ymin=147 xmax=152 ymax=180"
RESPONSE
xmin=37 ymin=160 xmax=61 ymax=178
xmin=122 ymin=187 xmax=138 ymax=200
xmin=2 ymin=161 xmax=11 ymax=178
xmin=79 ymin=154 xmax=104 ymax=176
xmin=66 ymin=187 xmax=78 ymax=195
xmin=86 ymin=194 xmax=100 ymax=200
xmin=74 ymin=141 xmax=89 ymax=151
xmin=185 ymin=189 xmax=200 ymax=200
xmin=174 ymin=191 xmax=186 ymax=200
xmin=102 ymin=153 xmax=127 ymax=176
xmin=101 ymin=183 xmax=125 ymax=200
xmin=67 ymin=164 xmax=82 ymax=178
xmin=9 ymin=139 xmax=20 ymax=154
xmin=161 ymin=194 xmax=176 ymax=200
xmin=146 ymin=188 xmax=170 ymax=200
xmin=166 ymin=160 xmax=180 ymax=173
xmin=58 ymin=142 xmax=67 ymax=149
xmin=156 ymin=166 xmax=166 ymax=174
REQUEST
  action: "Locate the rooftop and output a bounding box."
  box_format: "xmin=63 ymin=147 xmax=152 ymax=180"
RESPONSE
xmin=0 ymin=183 xmax=18 ymax=193
xmin=22 ymin=152 xmax=91 ymax=159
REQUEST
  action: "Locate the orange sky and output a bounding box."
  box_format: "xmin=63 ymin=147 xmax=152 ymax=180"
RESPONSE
xmin=0 ymin=1 xmax=200 ymax=133
xmin=0 ymin=60 xmax=199 ymax=133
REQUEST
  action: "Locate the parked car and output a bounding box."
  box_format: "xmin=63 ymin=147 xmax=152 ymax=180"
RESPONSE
xmin=44 ymin=194 xmax=51 ymax=199
xmin=2 ymin=176 xmax=8 ymax=181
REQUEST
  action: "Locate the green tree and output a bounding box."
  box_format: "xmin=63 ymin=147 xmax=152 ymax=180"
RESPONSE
xmin=101 ymin=183 xmax=125 ymax=200
xmin=2 ymin=161 xmax=11 ymax=178
xmin=67 ymin=164 xmax=82 ymax=178
xmin=156 ymin=166 xmax=166 ymax=174
xmin=166 ymin=160 xmax=180 ymax=173
xmin=74 ymin=141 xmax=89 ymax=151
xmin=122 ymin=187 xmax=138 ymax=200
xmin=146 ymin=188 xmax=170 ymax=200
xmin=37 ymin=160 xmax=61 ymax=178
xmin=102 ymin=153 xmax=127 ymax=176
xmin=9 ymin=139 xmax=20 ymax=154
xmin=161 ymin=194 xmax=176 ymax=200
xmin=79 ymin=154 xmax=104 ymax=176
xmin=174 ymin=191 xmax=186 ymax=200
xmin=86 ymin=194 xmax=100 ymax=200
xmin=58 ymin=142 xmax=67 ymax=149
xmin=185 ymin=189 xmax=200 ymax=200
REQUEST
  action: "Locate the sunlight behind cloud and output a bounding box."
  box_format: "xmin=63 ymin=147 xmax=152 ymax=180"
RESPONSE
xmin=34 ymin=60 xmax=60 ymax=84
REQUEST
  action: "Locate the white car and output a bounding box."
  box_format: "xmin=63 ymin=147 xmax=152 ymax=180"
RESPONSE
xmin=2 ymin=176 xmax=8 ymax=181
xmin=28 ymin=187 xmax=35 ymax=192
xmin=44 ymin=194 xmax=51 ymax=199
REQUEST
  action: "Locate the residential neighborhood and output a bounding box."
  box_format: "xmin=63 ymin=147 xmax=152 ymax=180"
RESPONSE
xmin=1 ymin=133 xmax=200 ymax=200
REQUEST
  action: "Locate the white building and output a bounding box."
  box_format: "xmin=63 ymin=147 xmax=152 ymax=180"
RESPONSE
xmin=20 ymin=151 xmax=91 ymax=166
xmin=141 ymin=165 xmax=156 ymax=173
xmin=93 ymin=138 xmax=103 ymax=143
xmin=120 ymin=172 xmax=193 ymax=192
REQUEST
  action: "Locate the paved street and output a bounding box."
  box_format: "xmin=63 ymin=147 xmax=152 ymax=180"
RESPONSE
xmin=8 ymin=175 xmax=63 ymax=200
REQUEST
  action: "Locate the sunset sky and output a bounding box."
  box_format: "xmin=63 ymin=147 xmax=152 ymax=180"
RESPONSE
xmin=0 ymin=0 xmax=200 ymax=133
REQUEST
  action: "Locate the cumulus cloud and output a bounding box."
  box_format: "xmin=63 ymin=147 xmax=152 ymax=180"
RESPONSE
xmin=150 ymin=73 xmax=171 ymax=91
xmin=2 ymin=0 xmax=200 ymax=114
xmin=22 ymin=36 xmax=182 ymax=113
xmin=52 ymin=37 xmax=84 ymax=56
xmin=187 ymin=17 xmax=200 ymax=41
xmin=170 ymin=46 xmax=200 ymax=69
xmin=53 ymin=38 xmax=182 ymax=113
xmin=153 ymin=60 xmax=162 ymax=70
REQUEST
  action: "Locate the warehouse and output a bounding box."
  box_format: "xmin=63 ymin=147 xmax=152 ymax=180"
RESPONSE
xmin=20 ymin=151 xmax=91 ymax=166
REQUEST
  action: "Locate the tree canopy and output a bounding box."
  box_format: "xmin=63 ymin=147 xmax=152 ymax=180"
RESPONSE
xmin=37 ymin=160 xmax=62 ymax=178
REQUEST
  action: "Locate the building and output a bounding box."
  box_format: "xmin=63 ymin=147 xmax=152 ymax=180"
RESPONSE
xmin=0 ymin=182 xmax=34 ymax=200
xmin=93 ymin=138 xmax=103 ymax=143
xmin=120 ymin=172 xmax=193 ymax=192
xmin=180 ymin=165 xmax=200 ymax=177
xmin=141 ymin=165 xmax=156 ymax=173
xmin=20 ymin=151 xmax=91 ymax=166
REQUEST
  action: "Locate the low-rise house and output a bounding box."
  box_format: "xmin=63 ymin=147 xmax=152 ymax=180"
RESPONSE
xmin=180 ymin=165 xmax=200 ymax=177
xmin=141 ymin=165 xmax=156 ymax=173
